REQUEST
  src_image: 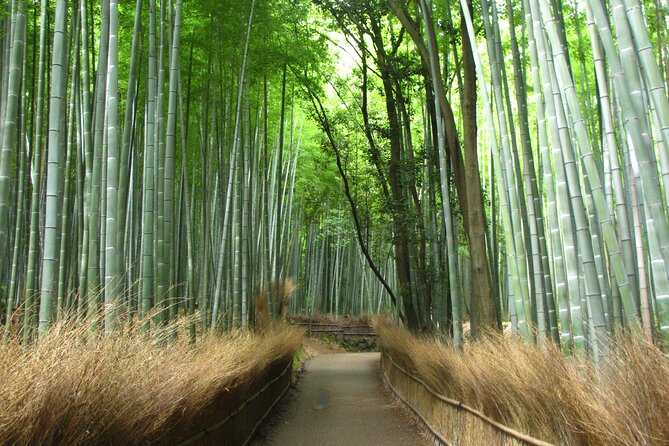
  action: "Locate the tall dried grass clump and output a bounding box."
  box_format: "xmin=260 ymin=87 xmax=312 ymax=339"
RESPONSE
xmin=377 ymin=321 xmax=669 ymax=445
xmin=254 ymin=278 xmax=296 ymax=332
xmin=0 ymin=318 xmax=303 ymax=445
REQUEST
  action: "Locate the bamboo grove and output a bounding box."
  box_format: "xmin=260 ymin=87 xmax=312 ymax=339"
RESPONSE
xmin=1 ymin=0 xmax=669 ymax=360
xmin=303 ymin=0 xmax=669 ymax=357
xmin=0 ymin=0 xmax=346 ymax=341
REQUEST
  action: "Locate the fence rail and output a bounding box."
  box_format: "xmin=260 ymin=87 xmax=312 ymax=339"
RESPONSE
xmin=289 ymin=320 xmax=377 ymax=342
xmin=176 ymin=359 xmax=293 ymax=446
xmin=381 ymin=350 xmax=554 ymax=446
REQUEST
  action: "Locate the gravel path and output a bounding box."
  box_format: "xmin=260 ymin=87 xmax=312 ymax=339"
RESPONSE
xmin=258 ymin=352 xmax=429 ymax=446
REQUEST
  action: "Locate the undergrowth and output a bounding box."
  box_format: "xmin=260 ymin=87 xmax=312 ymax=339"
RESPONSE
xmin=377 ymin=321 xmax=669 ymax=445
xmin=0 ymin=318 xmax=303 ymax=445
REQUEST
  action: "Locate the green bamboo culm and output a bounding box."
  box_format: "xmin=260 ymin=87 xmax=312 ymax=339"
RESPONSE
xmin=39 ymin=0 xmax=68 ymax=338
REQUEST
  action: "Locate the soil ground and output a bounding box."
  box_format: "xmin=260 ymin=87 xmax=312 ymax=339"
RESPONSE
xmin=250 ymin=344 xmax=429 ymax=446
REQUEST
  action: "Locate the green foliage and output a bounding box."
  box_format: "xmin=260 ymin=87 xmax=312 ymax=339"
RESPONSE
xmin=294 ymin=117 xmax=344 ymax=222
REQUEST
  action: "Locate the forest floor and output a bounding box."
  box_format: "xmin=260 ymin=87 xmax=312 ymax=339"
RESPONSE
xmin=250 ymin=344 xmax=429 ymax=446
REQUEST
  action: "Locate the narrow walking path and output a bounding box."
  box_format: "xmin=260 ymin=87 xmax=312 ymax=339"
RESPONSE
xmin=262 ymin=352 xmax=429 ymax=446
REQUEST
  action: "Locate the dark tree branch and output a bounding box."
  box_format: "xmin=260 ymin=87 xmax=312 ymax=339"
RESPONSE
xmin=303 ymin=82 xmax=403 ymax=320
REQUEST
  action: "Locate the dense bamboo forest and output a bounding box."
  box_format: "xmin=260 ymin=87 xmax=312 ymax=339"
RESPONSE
xmin=1 ymin=0 xmax=669 ymax=444
xmin=1 ymin=0 xmax=669 ymax=360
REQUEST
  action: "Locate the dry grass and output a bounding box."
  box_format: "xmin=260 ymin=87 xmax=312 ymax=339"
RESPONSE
xmin=254 ymin=278 xmax=296 ymax=332
xmin=0 ymin=318 xmax=304 ymax=445
xmin=377 ymin=321 xmax=669 ymax=445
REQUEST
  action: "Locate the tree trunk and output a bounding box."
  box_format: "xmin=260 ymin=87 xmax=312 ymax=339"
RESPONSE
xmin=462 ymin=0 xmax=498 ymax=337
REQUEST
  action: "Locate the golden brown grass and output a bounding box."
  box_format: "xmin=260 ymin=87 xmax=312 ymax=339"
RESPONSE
xmin=254 ymin=278 xmax=296 ymax=332
xmin=377 ymin=321 xmax=669 ymax=445
xmin=0 ymin=318 xmax=303 ymax=445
